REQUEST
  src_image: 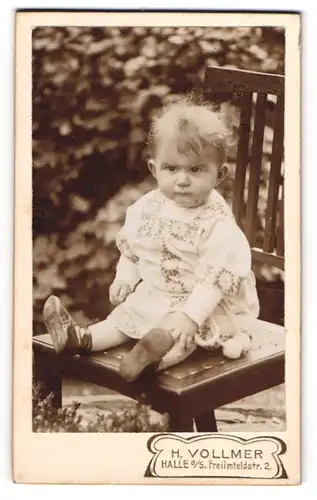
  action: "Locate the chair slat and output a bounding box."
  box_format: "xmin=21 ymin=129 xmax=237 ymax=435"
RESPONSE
xmin=204 ymin=66 xmax=285 ymax=269
xmin=245 ymin=93 xmax=267 ymax=245
xmin=263 ymin=94 xmax=284 ymax=252
xmin=232 ymin=93 xmax=253 ymax=226
xmin=276 ymin=181 xmax=284 ymax=256
xmin=204 ymin=66 xmax=284 ymax=96
xmin=251 ymin=249 xmax=284 ymax=270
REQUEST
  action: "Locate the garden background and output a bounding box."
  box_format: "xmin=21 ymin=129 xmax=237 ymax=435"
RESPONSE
xmin=32 ymin=26 xmax=285 ymax=431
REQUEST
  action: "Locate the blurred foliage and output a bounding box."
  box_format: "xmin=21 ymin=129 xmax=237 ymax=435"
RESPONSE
xmin=33 ymin=27 xmax=285 ymax=335
xmin=33 ymin=382 xmax=169 ymax=432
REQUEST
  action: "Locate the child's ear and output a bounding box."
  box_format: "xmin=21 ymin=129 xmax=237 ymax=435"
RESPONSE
xmin=216 ymin=163 xmax=228 ymax=186
xmin=148 ymin=159 xmax=157 ymax=178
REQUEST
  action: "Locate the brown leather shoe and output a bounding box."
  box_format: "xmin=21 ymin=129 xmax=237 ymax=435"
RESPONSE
xmin=119 ymin=328 xmax=175 ymax=381
xmin=43 ymin=295 xmax=92 ymax=355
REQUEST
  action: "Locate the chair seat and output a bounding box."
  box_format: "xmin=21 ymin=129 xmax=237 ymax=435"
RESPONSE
xmin=33 ymin=319 xmax=284 ymax=417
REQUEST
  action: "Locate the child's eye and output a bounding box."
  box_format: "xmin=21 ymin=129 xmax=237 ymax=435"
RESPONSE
xmin=166 ymin=165 xmax=176 ymax=172
xmin=191 ymin=166 xmax=201 ymax=173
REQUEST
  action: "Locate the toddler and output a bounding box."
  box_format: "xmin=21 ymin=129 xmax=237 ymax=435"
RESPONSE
xmin=43 ymin=98 xmax=260 ymax=382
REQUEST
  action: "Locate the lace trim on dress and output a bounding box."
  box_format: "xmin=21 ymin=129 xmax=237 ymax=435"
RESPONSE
xmin=196 ymin=265 xmax=244 ymax=296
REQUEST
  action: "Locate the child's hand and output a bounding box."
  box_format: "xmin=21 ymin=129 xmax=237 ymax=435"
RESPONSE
xmin=158 ymin=312 xmax=198 ymax=351
xmin=109 ymin=280 xmax=132 ymax=306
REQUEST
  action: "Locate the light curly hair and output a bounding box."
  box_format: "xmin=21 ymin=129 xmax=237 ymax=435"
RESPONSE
xmin=147 ymin=96 xmax=232 ymax=166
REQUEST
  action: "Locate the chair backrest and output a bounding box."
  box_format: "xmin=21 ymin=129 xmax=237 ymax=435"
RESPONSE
xmin=203 ymin=66 xmax=285 ymax=270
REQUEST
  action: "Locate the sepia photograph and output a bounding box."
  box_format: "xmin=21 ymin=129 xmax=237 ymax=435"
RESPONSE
xmin=13 ymin=11 xmax=300 ymax=484
xmin=32 ymin=23 xmax=285 ymax=434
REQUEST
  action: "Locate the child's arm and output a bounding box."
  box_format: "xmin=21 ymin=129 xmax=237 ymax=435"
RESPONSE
xmin=182 ymin=219 xmax=251 ymax=325
xmin=158 ymin=219 xmax=252 ymax=348
xmin=109 ymin=259 xmax=139 ymax=306
xmin=110 ymin=220 xmax=141 ymax=305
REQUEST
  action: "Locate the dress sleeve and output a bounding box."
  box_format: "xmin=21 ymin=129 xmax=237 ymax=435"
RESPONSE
xmin=182 ymin=218 xmax=252 ymax=326
xmin=114 ymin=209 xmax=141 ymax=290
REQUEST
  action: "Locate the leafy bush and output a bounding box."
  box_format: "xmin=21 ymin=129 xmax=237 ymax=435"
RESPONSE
xmin=33 ymin=382 xmax=169 ymax=433
xmin=32 ymin=27 xmax=285 ymax=335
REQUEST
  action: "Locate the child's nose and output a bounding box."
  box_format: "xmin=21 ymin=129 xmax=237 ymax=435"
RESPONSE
xmin=176 ymin=172 xmax=191 ymax=186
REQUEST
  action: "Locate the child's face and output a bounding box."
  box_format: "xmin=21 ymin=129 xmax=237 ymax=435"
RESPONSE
xmin=150 ymin=147 xmax=226 ymax=208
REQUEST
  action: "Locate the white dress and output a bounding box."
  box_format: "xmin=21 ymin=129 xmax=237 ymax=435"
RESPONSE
xmin=107 ymin=188 xmax=260 ymax=351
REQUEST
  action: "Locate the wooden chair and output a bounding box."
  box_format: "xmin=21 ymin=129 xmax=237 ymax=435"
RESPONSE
xmin=33 ymin=66 xmax=285 ymax=432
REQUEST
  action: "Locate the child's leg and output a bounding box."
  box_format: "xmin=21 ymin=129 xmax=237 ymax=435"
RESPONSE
xmin=157 ymin=338 xmax=197 ymax=371
xmin=89 ymin=319 xmax=130 ymax=351
xmin=119 ymin=328 xmax=175 ymax=381
xmin=119 ymin=323 xmax=197 ymax=381
xmin=43 ymin=295 xmax=129 ymax=355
